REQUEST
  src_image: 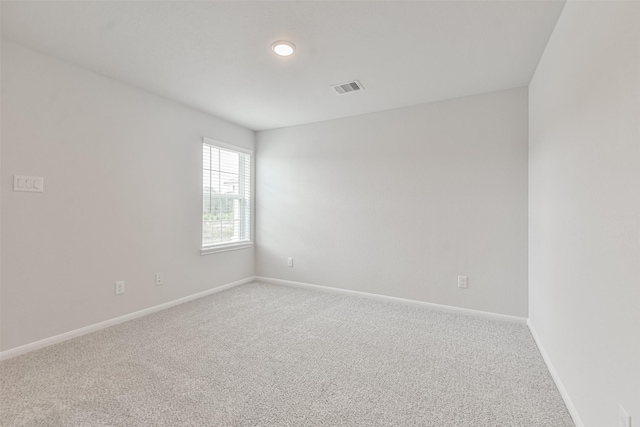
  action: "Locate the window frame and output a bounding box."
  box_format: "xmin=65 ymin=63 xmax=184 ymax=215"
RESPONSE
xmin=200 ymin=137 xmax=253 ymax=255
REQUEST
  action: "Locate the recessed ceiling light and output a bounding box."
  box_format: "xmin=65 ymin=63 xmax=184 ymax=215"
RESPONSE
xmin=271 ymin=41 xmax=295 ymax=57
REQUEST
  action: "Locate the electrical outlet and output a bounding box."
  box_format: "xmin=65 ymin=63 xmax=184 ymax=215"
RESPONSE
xmin=155 ymin=273 xmax=164 ymax=286
xmin=619 ymin=404 xmax=631 ymax=427
xmin=287 ymin=257 xmax=293 ymax=267
xmin=457 ymin=276 xmax=468 ymax=289
xmin=115 ymin=281 xmax=125 ymax=295
xmin=13 ymin=175 xmax=44 ymax=193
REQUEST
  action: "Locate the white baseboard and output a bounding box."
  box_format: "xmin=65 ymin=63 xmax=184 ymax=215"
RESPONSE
xmin=255 ymin=276 xmax=527 ymax=324
xmin=0 ymin=276 xmax=255 ymax=361
xmin=527 ymin=319 xmax=584 ymax=427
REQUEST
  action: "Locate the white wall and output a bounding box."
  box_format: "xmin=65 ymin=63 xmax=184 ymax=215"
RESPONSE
xmin=529 ymin=1 xmax=640 ymax=426
xmin=1 ymin=41 xmax=255 ymax=351
xmin=256 ymin=87 xmax=528 ymax=317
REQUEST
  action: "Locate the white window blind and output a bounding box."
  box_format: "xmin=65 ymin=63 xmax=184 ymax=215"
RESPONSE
xmin=202 ymin=140 xmax=251 ymax=249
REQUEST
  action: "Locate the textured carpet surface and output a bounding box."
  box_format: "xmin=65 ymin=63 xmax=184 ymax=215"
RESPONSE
xmin=0 ymin=282 xmax=573 ymax=426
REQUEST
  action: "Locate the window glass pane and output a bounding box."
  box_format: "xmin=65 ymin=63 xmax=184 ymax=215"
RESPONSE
xmin=220 ymin=172 xmax=239 ymax=196
xmin=232 ymin=199 xmax=240 ymax=220
xmin=203 ymin=147 xmax=219 ymax=170
xmin=215 ymin=221 xmax=224 ymax=244
xmin=203 ymin=192 xmax=211 ymax=215
xmin=203 ymin=144 xmax=211 ymax=170
xmin=205 ymin=171 xmax=220 ymax=195
xmin=205 ymin=199 xmax=215 ymax=220
xmin=220 ymin=150 xmax=239 ymax=174
xmin=203 ymin=142 xmax=250 ymax=248
xmin=210 ymin=198 xmax=235 ymax=221
xmin=220 ymin=220 xmax=238 ymax=242
xmin=210 ymin=148 xmax=220 ymax=171
xmin=203 ymin=169 xmax=210 ymax=189
xmin=202 ymin=220 xmax=218 ymax=246
xmin=203 ymin=147 xmax=220 ymax=193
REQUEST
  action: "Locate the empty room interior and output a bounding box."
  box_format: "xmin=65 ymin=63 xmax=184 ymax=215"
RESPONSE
xmin=1 ymin=1 xmax=638 ymax=426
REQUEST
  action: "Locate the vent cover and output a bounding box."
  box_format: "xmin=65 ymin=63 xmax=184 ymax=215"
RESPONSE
xmin=330 ymin=80 xmax=364 ymax=95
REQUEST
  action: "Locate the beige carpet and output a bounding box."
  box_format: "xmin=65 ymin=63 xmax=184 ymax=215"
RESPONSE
xmin=0 ymin=281 xmax=574 ymax=426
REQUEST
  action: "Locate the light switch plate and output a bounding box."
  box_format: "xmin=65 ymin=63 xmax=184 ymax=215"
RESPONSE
xmin=458 ymin=276 xmax=468 ymax=288
xmin=115 ymin=281 xmax=125 ymax=295
xmin=14 ymin=175 xmax=44 ymax=192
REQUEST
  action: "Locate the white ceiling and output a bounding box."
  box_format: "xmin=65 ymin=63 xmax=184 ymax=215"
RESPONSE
xmin=1 ymin=1 xmax=565 ymax=131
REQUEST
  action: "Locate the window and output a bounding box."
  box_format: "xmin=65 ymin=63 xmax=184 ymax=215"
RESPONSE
xmin=202 ymin=138 xmax=252 ymax=254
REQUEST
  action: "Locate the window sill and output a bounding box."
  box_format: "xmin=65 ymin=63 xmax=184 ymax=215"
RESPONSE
xmin=200 ymin=242 xmax=253 ymax=256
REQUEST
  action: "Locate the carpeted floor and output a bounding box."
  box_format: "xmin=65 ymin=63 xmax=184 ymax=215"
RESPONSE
xmin=0 ymin=282 xmax=574 ymax=426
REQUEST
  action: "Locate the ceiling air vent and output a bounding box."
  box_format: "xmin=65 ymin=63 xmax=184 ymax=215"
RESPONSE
xmin=330 ymin=80 xmax=364 ymax=95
